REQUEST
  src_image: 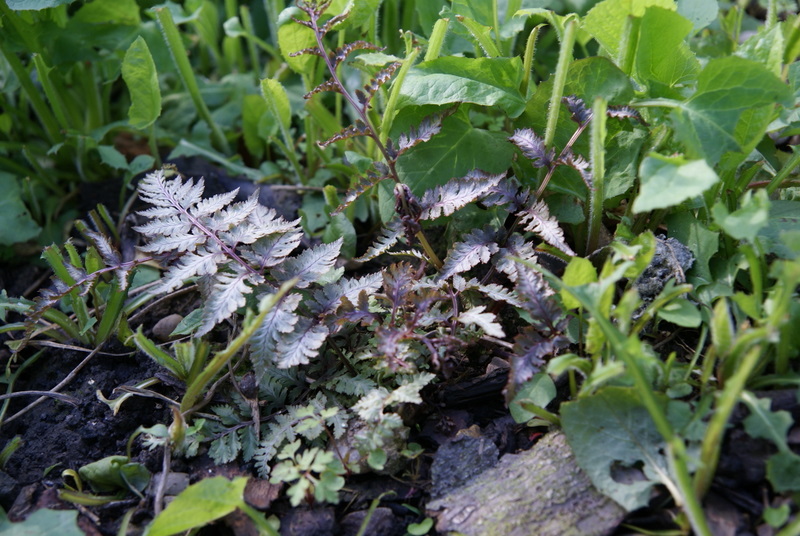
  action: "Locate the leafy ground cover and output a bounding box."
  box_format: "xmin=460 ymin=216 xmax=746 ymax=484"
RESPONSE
xmin=1 ymin=0 xmax=800 ymax=535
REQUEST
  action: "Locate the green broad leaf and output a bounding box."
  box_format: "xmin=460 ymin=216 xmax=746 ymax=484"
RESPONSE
xmin=561 ymin=386 xmax=671 ymax=512
xmin=323 ymin=213 xmax=356 ymax=260
xmin=636 ymin=7 xmax=698 ymax=90
xmin=332 ymin=0 xmax=382 ymax=29
xmin=0 ymin=173 xmax=41 ymax=246
xmin=509 ymin=373 xmax=556 ymax=424
xmin=146 ymin=476 xmax=248 ymax=536
xmin=0 ymin=508 xmax=83 ymax=536
xmin=97 ymin=145 xmax=129 ymax=171
xmin=582 ymin=0 xmax=675 ymax=57
xmin=766 ymin=451 xmax=800 ymax=492
xmin=78 ymin=455 xmax=133 ymax=493
xmin=676 ymin=0 xmax=718 ymax=33
xmin=73 ymin=0 xmax=140 ymax=25
xmin=764 ymin=504 xmax=791 ymax=528
xmin=260 ymin=79 xmax=291 ymax=132
xmin=560 ymin=257 xmax=597 ymax=310
xmin=396 ymin=109 xmax=515 ymax=194
xmin=122 ymin=36 xmax=162 ymax=130
xmin=743 ymin=394 xmax=793 ymax=448
xmin=6 ymin=0 xmax=75 ymax=9
xmin=566 ymin=57 xmax=635 ymax=105
xmin=277 ymin=8 xmax=317 ymax=75
xmin=398 ymin=57 xmax=526 ymax=117
xmin=656 ymin=299 xmax=702 ymax=328
xmin=711 ymin=189 xmax=770 ymax=244
xmin=407 ymin=518 xmax=434 ymax=535
xmin=736 ymin=26 xmax=784 ymax=77
xmin=670 ymin=56 xmax=792 ymax=166
xmin=241 ymin=95 xmax=268 ymax=159
xmin=632 ymin=154 xmax=718 ymax=213
xmin=367 ymin=448 xmax=387 ymax=471
xmin=758 ymin=200 xmax=800 ymax=260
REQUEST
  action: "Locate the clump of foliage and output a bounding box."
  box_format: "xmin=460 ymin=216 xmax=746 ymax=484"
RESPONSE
xmin=2 ymin=0 xmax=800 ymax=535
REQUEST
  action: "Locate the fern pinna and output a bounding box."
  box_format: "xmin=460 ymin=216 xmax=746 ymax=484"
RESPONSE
xmin=134 ymin=169 xmax=380 ymax=369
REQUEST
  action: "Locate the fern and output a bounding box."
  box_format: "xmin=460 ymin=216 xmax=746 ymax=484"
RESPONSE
xmin=134 ymin=169 xmax=341 ymax=337
xmin=437 ymin=226 xmax=501 ymax=281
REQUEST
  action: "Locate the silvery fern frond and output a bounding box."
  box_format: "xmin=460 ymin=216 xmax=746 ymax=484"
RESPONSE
xmin=420 ymin=170 xmax=506 ymax=220
xmin=437 ymin=226 xmax=501 ymax=281
xmin=134 ymin=168 xmax=308 ymax=334
xmin=516 ymin=199 xmax=576 ymax=256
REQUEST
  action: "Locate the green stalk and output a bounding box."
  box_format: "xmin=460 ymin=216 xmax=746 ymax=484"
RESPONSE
xmin=693 ymin=345 xmax=762 ymax=498
xmin=521 ymin=25 xmax=544 ymax=96
xmin=492 ymin=0 xmax=503 ymax=55
xmin=379 ymin=47 xmax=421 ymax=144
xmin=31 ymin=55 xmax=74 ymax=132
xmin=93 ymin=283 xmax=128 ymax=347
xmin=617 ymin=16 xmax=640 ymax=77
xmin=225 ymin=0 xmax=246 ymax=72
xmin=586 ymin=97 xmax=607 ymax=255
xmin=766 ymin=0 xmax=778 ymax=31
xmin=156 ymin=7 xmax=230 ymax=154
xmin=180 ymin=279 xmax=296 ymax=413
xmin=766 ymin=147 xmax=800 ymax=195
xmin=425 ymin=18 xmax=449 ymax=61
xmin=543 ymin=17 xmax=577 ymax=149
xmin=240 ymin=6 xmax=261 ymax=76
xmin=82 ymin=62 xmax=104 ymax=130
xmin=0 ymin=42 xmax=61 ymax=143
xmin=239 ymin=503 xmax=279 ymax=536
xmin=263 ymin=0 xmax=281 ymax=50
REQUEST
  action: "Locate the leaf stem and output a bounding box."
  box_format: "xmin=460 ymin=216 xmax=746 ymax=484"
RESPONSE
xmin=586 ymin=97 xmax=607 ymax=255
xmin=156 ymin=8 xmax=231 ymax=154
xmin=543 ymin=17 xmax=577 ymax=148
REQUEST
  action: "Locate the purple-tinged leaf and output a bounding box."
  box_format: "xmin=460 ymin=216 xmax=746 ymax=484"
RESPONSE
xmin=514 ymin=266 xmax=566 ymax=334
xmin=396 ymin=115 xmax=444 ymax=156
xmin=509 ymin=129 xmax=555 ymax=168
xmin=562 ymin=95 xmax=592 ymax=125
xmin=304 ymin=78 xmax=342 ymax=99
xmin=507 ymin=327 xmax=569 ymax=398
xmin=495 ymin=234 xmax=538 ymax=282
xmin=329 ymin=41 xmax=383 ymax=68
xmin=288 ymin=46 xmax=324 ymax=58
xmin=359 ymin=62 xmax=401 ymax=107
xmin=331 ymin=172 xmax=388 ymax=217
xmin=319 ymin=11 xmax=350 ymax=36
xmin=437 ymin=226 xmax=501 ymax=281
xmin=420 ymin=170 xmax=505 ymax=220
xmin=355 ymin=219 xmax=405 ymax=262
xmin=560 ymin=150 xmax=593 ymax=190
xmin=516 ymin=199 xmax=576 ymax=256
xmin=607 ymin=104 xmax=648 ymax=125
xmin=480 ymin=177 xmax=529 ymax=213
xmin=318 ymin=120 xmax=372 ymax=148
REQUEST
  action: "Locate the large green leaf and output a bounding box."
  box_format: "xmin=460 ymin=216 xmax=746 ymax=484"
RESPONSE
xmin=676 ymin=0 xmax=718 ymax=33
xmin=0 ymin=174 xmax=41 ymax=246
xmin=6 ymin=0 xmax=76 ymax=10
xmin=0 ymin=508 xmax=83 ymax=536
xmin=632 ymin=154 xmax=719 ymax=213
xmin=122 ymin=36 xmax=162 ymax=130
xmin=670 ymin=56 xmax=792 ymax=166
xmin=561 ymin=386 xmax=671 ymax=511
xmin=146 ymin=476 xmax=248 ymax=536
xmin=582 ymin=0 xmax=674 ymax=57
xmin=758 ymin=200 xmax=800 ymax=259
xmin=636 ymin=7 xmax=698 ymax=91
xmin=395 ymin=109 xmax=515 ymax=194
xmin=665 ymin=212 xmax=719 ymax=286
xmin=277 ymin=7 xmax=317 ymax=75
xmin=398 ymin=57 xmax=526 ymax=117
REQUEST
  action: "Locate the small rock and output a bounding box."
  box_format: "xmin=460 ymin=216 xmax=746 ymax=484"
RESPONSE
xmin=431 ymin=433 xmax=499 ymax=497
xmin=152 ymin=314 xmax=184 ymax=342
xmin=339 ymin=507 xmax=398 ymax=536
xmin=279 ymin=507 xmax=335 ymax=536
xmin=244 ymin=478 xmax=282 ymax=510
